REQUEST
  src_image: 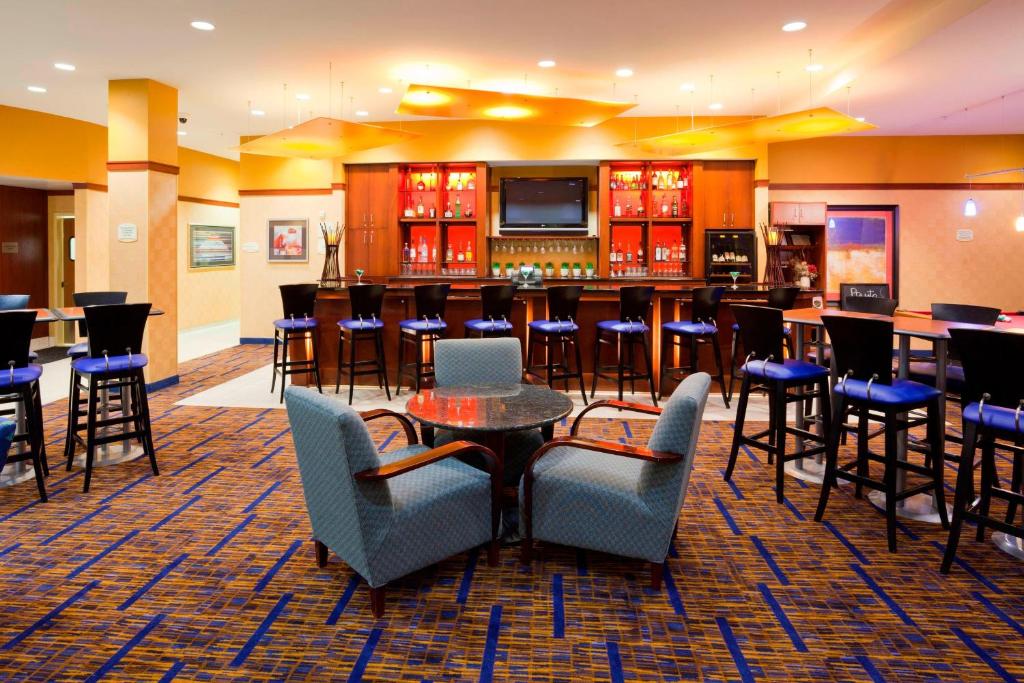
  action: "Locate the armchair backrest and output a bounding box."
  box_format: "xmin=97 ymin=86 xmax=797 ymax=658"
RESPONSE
xmin=434 ymin=337 xmax=523 ymax=386
xmin=284 ymin=386 xmax=391 ymax=578
xmin=643 ymin=372 xmax=711 ymax=517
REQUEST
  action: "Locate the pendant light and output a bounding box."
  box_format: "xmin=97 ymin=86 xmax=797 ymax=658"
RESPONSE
xmin=964 ymin=176 xmax=977 ymax=217
xmin=1016 ymin=180 xmax=1024 ymax=232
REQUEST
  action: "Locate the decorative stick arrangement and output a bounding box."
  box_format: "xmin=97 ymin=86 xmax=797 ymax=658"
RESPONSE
xmin=760 ymin=222 xmax=786 ymax=287
xmin=319 ymin=221 xmax=346 ymax=288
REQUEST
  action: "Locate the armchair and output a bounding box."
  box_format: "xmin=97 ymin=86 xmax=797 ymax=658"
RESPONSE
xmin=520 ymin=373 xmax=711 ymax=589
xmin=0 ymin=419 xmax=14 ymax=473
xmin=284 ymin=387 xmax=499 ymax=617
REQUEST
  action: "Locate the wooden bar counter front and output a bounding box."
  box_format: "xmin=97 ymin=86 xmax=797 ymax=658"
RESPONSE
xmin=303 ymin=278 xmax=820 ymax=393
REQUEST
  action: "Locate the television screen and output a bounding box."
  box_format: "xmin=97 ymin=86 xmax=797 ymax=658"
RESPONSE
xmin=500 ymin=178 xmax=588 ymax=233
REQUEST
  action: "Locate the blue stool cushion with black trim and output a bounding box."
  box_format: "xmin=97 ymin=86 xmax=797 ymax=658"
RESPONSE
xmin=663 ymin=321 xmax=717 ymax=336
xmin=907 ymin=361 xmax=965 ymax=393
xmin=465 ymin=318 xmax=513 ymax=333
xmin=834 ymin=377 xmax=940 ymax=407
xmin=338 ymin=318 xmax=384 ymax=331
xmin=963 ymin=402 xmax=1024 ymax=434
xmin=529 ymin=320 xmax=579 ymax=334
xmin=67 ymin=342 xmax=89 ymax=358
xmin=274 ymin=318 xmax=318 ymax=331
xmin=597 ymin=320 xmax=650 ymax=334
xmin=73 ymin=354 xmax=148 ymax=375
xmin=732 ymin=322 xmax=791 ymax=335
xmin=741 ymin=358 xmax=829 ymax=382
xmin=0 ymin=364 xmax=43 ymax=388
xmin=399 ymin=319 xmax=447 ymax=332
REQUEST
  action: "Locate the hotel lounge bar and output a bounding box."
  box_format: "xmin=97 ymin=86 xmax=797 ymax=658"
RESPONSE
xmin=0 ymin=1 xmax=1023 ymax=679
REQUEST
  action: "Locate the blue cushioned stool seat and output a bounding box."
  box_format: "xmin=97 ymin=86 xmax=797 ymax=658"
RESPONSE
xmin=72 ymin=354 xmax=148 ymax=375
xmin=529 ymin=320 xmax=579 ymax=334
xmin=66 ymin=342 xmax=89 ymax=358
xmin=962 ymin=402 xmax=1024 ymax=433
xmin=596 ymin=320 xmax=649 ymax=334
xmin=663 ymin=320 xmax=717 ymax=336
xmin=741 ymin=358 xmax=829 ymax=382
xmin=338 ymin=318 xmax=384 ymax=331
xmin=0 ymin=364 xmax=43 ymax=388
xmin=399 ymin=319 xmax=447 ymax=332
xmin=834 ymin=377 xmax=940 ymax=407
xmin=274 ymin=317 xmax=317 ymax=330
xmin=465 ymin=318 xmax=513 ymax=333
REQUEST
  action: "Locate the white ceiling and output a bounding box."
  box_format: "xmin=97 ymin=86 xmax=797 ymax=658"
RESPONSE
xmin=1 ymin=0 xmax=1022 ymax=159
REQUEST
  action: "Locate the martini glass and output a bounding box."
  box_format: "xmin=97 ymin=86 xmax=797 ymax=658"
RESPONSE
xmin=729 ymin=271 xmax=740 ymax=289
xmin=355 ymin=268 xmax=365 ymax=285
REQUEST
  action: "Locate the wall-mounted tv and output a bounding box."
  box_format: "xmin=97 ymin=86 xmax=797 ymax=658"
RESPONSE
xmin=499 ymin=177 xmax=588 ymax=234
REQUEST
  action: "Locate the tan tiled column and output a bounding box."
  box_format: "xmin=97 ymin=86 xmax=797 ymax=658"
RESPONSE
xmin=106 ymin=79 xmax=179 ymax=387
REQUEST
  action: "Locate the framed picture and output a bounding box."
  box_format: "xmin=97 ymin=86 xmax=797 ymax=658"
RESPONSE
xmin=789 ymin=233 xmax=812 ymax=246
xmin=268 ymin=219 xmax=309 ymax=262
xmin=824 ymin=206 xmax=899 ymax=302
xmin=189 ymin=225 xmax=236 ymax=269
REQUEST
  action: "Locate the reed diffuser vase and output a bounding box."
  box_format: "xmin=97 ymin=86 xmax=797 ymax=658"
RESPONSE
xmin=319 ymin=221 xmax=345 ymax=288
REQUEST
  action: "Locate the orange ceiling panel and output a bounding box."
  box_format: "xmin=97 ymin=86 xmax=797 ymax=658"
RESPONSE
xmin=237 ymin=117 xmax=419 ymax=159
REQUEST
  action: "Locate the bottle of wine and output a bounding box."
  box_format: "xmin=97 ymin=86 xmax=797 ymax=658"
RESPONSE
xmin=616 ymin=242 xmax=624 ymax=263
xmin=446 ymin=242 xmax=454 ymax=262
xmin=614 ymin=198 xmax=622 ymax=217
xmin=661 ymin=195 xmax=669 ymax=217
xmin=671 ymin=195 xmax=679 ymax=218
xmin=625 ymin=198 xmax=632 ymax=216
xmin=637 ymin=200 xmax=645 ymax=217
xmin=680 ymin=241 xmax=687 ymax=262
xmin=670 ymin=240 xmax=679 ymax=261
xmin=417 ymin=177 xmax=425 ymax=191
xmin=467 ymin=175 xmax=475 ymax=190
xmin=457 ymin=244 xmax=465 ymax=262
xmin=455 ymin=195 xmax=462 ymax=218
xmin=466 ymin=241 xmax=473 ymax=261
xmin=416 ymin=196 xmax=425 ymax=218
xmin=626 ymin=243 xmax=633 ymax=263
xmin=403 ymin=242 xmax=410 ymax=262
xmin=428 ymin=204 xmax=436 ymax=219
xmin=444 ymin=202 xmax=453 ymax=219
xmin=636 ymin=242 xmax=644 ymax=263
xmin=456 ymin=174 xmax=463 ymax=192
xmin=675 ymin=170 xmax=683 ymax=189
xmin=419 ymin=236 xmax=428 ymax=262
xmin=431 ymin=244 xmax=437 ymax=264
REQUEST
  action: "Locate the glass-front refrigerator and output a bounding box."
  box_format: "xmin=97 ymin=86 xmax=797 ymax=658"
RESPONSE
xmin=705 ymin=229 xmax=757 ymax=286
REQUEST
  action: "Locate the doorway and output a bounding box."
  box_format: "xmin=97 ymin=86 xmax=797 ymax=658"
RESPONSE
xmin=57 ymin=214 xmax=75 ymax=344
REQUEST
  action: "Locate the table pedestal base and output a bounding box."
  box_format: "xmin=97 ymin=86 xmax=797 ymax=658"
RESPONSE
xmin=785 ymin=456 xmax=827 ymax=484
xmin=867 ymin=491 xmax=951 ymax=524
xmin=992 ymin=532 xmax=1024 ymax=561
xmin=70 ymin=442 xmax=146 ymax=468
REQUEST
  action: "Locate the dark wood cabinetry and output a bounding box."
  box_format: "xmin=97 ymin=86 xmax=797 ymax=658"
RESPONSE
xmin=344 ymin=164 xmax=398 ymax=276
xmin=700 ymin=161 xmax=754 ymax=230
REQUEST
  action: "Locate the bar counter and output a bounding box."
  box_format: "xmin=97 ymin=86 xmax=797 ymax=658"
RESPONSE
xmin=307 ymin=278 xmax=822 ymax=391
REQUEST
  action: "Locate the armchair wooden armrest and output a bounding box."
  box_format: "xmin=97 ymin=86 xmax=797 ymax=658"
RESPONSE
xmin=360 ymin=408 xmax=418 ymax=445
xmin=569 ymin=400 xmax=663 ymax=435
xmin=354 ymin=440 xmax=499 ymax=481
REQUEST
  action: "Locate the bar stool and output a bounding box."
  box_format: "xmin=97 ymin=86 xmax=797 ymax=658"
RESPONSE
xmin=941 ymin=327 xmax=1024 ymax=573
xmin=908 ymin=303 xmax=1001 ymax=395
xmin=0 ymin=295 xmax=39 ymax=363
xmin=725 ymin=305 xmax=831 ymax=503
xmin=591 ymin=286 xmax=657 ymax=406
xmin=465 ymin=284 xmax=515 ymax=338
xmin=806 ymin=285 xmax=897 ymax=365
xmin=65 ymin=291 xmax=128 ymax=418
xmin=396 ymin=283 xmax=450 ymax=395
xmin=814 ymin=314 xmax=947 ymax=552
xmin=272 ymin=284 xmax=323 ymax=403
xmin=525 ymin=285 xmax=588 ymax=404
xmin=728 ymin=286 xmax=800 ymax=403
xmin=63 ymin=304 xmax=159 ymax=492
xmin=660 ymin=286 xmax=729 ymax=406
xmin=0 ymin=310 xmax=47 ymax=501
xmin=334 ymin=284 xmax=390 ymax=405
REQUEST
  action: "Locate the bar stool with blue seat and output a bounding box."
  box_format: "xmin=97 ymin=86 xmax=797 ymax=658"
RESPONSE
xmin=728 ymin=286 xmax=800 ymax=403
xmin=940 ymin=327 xmax=1024 ymax=572
xmin=0 ymin=295 xmax=39 ymax=363
xmin=396 ymin=283 xmax=451 ymax=395
xmin=272 ymin=283 xmax=323 ymax=403
xmin=334 ymin=283 xmax=390 ymax=405
xmin=64 ymin=303 xmax=159 ymax=493
xmin=465 ymin=284 xmax=516 ymax=338
xmin=525 ymin=285 xmax=588 ymax=404
xmin=0 ymin=310 xmax=47 ymax=501
xmin=591 ymin=285 xmax=657 ymax=406
xmin=659 ymin=286 xmax=729 ymax=406
xmin=65 ymin=291 xmax=128 ymax=419
xmin=725 ymin=305 xmax=832 ymax=503
xmin=814 ymin=314 xmax=948 ymax=552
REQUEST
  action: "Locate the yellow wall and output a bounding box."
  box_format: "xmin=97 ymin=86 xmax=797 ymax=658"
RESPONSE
xmin=240 ymin=142 xmax=335 ymax=190
xmin=108 ymin=79 xmax=179 ymax=166
xmin=179 ymin=148 xmax=240 ymax=204
xmin=178 ymin=201 xmax=241 ymax=329
xmin=0 ymin=105 xmax=106 ymax=184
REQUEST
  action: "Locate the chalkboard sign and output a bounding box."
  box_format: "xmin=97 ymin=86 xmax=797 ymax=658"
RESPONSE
xmin=839 ymin=282 xmax=891 ymax=309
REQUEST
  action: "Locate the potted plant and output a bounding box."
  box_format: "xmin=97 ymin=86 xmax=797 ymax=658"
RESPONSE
xmin=585 ymin=262 xmax=595 ymax=278
xmin=491 ymin=262 xmax=501 ymax=277
xmin=572 ymin=262 xmax=582 ymax=278
xmin=505 ymin=262 xmax=515 ymax=278
xmin=559 ymin=262 xmax=570 ymax=278
xmin=544 ymin=261 xmax=555 ymax=277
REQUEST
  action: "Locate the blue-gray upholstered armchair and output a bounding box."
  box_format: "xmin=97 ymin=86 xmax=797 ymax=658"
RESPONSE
xmin=284 ymin=386 xmax=500 ymax=617
xmin=0 ymin=419 xmax=14 ymax=473
xmin=520 ymin=372 xmax=710 ymax=589
xmin=430 ymin=337 xmax=545 ymax=486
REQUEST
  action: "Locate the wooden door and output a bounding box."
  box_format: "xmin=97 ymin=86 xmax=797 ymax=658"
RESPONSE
xmin=344 ymin=167 xmax=370 ymax=274
xmin=701 ymin=163 xmax=729 ymax=229
xmin=366 ymin=165 xmax=397 ymax=276
xmin=61 ymin=217 xmax=76 ymax=342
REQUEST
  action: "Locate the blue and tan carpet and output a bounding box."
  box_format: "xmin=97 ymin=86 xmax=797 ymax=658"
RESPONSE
xmin=0 ymin=344 xmax=1021 ymax=681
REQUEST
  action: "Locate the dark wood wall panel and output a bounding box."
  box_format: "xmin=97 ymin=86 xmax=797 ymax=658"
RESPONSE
xmin=0 ymin=185 xmax=49 ymax=337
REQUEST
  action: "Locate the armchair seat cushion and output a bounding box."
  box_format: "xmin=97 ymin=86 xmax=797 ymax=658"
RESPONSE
xmin=0 ymin=364 xmax=43 ymax=388
xmin=663 ymin=321 xmax=717 ymax=336
xmin=465 ymin=318 xmax=513 ymax=333
xmin=274 ymin=317 xmax=317 ymax=331
xmin=67 ymin=342 xmax=89 ymax=358
xmin=435 ymin=427 xmax=544 ymax=486
xmin=529 ymin=320 xmax=579 ymax=334
xmin=834 ymin=377 xmax=940 ymax=407
xmin=73 ymin=354 xmax=148 ymax=375
xmin=399 ymin=319 xmax=447 ymax=332
xmin=962 ymin=402 xmax=1024 ymax=434
xmin=741 ymin=358 xmax=829 ymax=382
xmin=597 ymin=320 xmax=650 ymax=334
xmin=338 ymin=318 xmax=384 ymax=331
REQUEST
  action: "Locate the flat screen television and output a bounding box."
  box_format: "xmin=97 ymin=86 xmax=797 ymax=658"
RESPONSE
xmin=499 ymin=177 xmax=588 ymax=234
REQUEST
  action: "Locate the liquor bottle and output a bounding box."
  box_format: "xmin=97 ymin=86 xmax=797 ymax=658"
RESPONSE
xmin=671 ymin=196 xmax=679 ymax=218
xmin=457 ymin=244 xmax=465 ymax=262
xmin=630 ymin=175 xmax=638 ymax=191
xmin=404 ymin=197 xmax=415 ymax=218
xmin=616 ymin=242 xmax=624 ymax=263
xmin=416 ymin=196 xmax=425 ymax=218
xmin=466 ymin=241 xmax=473 ymax=261
xmin=680 ymin=241 xmax=687 ymax=262
xmin=465 ymin=203 xmax=473 ymax=218
xmin=419 ymin=236 xmax=428 ymax=262
xmin=467 ymin=175 xmax=475 ymax=190
xmin=431 ymin=244 xmax=437 ymax=263
xmin=614 ymin=198 xmax=622 ymax=217
xmin=446 ymin=242 xmax=454 ymax=263
xmin=428 ymin=204 xmax=436 ymax=219
xmin=444 ymin=202 xmax=453 ymax=219
xmin=636 ymin=242 xmax=644 ymax=263
xmin=455 ymin=194 xmax=462 ymax=218
xmin=681 ymin=198 xmax=688 ymax=217
xmin=675 ymin=170 xmax=683 ymax=189
xmin=403 ymin=242 xmax=410 ymax=262
xmin=670 ymin=240 xmax=679 ymax=261
xmin=625 ymin=198 xmax=632 ymax=216
xmin=456 ymin=175 xmax=463 ymax=192
xmin=661 ymin=195 xmax=669 ymax=217
xmin=609 ymin=249 xmax=616 ymax=268
xmin=626 ymin=243 xmax=633 ymax=263
xmin=417 ymin=177 xmax=425 ymax=192
xmin=637 ymin=201 xmax=645 ymax=217
xmin=610 ymin=174 xmax=618 ymax=191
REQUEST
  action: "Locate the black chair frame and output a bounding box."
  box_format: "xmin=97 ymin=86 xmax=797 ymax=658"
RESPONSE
xmin=591 ymin=286 xmax=657 ymax=406
xmin=728 ymin=286 xmax=800 ymax=403
xmin=466 ymin=285 xmax=516 ymax=338
xmin=659 ymin=286 xmax=729 ymax=407
xmin=0 ymin=310 xmax=47 ymax=501
xmin=396 ymin=284 xmax=451 ymax=395
xmin=525 ymin=286 xmax=588 ymax=404
xmin=335 ymin=284 xmax=390 ymax=405
xmin=272 ymin=284 xmax=323 ymax=403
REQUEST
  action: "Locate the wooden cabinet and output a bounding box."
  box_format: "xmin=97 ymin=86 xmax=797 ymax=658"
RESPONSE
xmin=701 ymin=161 xmax=754 ymax=229
xmin=344 ymin=164 xmax=397 ymax=275
xmin=770 ymin=201 xmax=827 ymax=226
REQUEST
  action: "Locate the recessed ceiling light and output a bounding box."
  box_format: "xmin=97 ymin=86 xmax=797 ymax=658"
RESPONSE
xmin=805 ymin=63 xmax=824 ymax=72
xmin=53 ymin=62 xmax=75 ymax=72
xmin=27 ymin=85 xmax=46 ymax=93
xmin=679 ymin=82 xmax=696 ymax=92
xmin=250 ymin=109 xmax=265 ymax=116
xmin=708 ymin=102 xmax=724 ymax=110
xmin=295 ymin=93 xmax=310 ymax=101
xmin=177 ymin=130 xmax=187 ymax=136
xmin=190 ymin=20 xmax=215 ymax=31
xmin=355 ymin=110 xmax=369 ymax=117
xmin=378 ymin=87 xmax=392 ymax=94
xmin=538 ymin=59 xmax=556 ymax=68
xmin=782 ymin=21 xmax=807 ymax=32
xmin=615 ymin=67 xmax=634 ymax=78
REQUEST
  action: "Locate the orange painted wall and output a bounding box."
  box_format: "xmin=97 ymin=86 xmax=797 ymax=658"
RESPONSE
xmin=178 ymin=148 xmax=239 ymax=204
xmin=0 ymin=105 xmax=106 ymax=184
xmin=108 ymin=79 xmax=179 ymax=166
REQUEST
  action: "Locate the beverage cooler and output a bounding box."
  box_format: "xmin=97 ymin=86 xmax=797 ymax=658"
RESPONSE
xmin=705 ymin=229 xmax=757 ymax=285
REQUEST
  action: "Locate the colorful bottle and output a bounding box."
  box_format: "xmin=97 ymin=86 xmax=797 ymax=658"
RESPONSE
xmin=625 ymin=198 xmax=632 ymax=216
xmin=446 ymin=242 xmax=454 ymax=262
xmin=661 ymin=195 xmax=669 ymax=217
xmin=671 ymin=196 xmax=679 ymax=218
xmin=636 ymin=243 xmax=644 ymax=263
xmin=467 ymin=175 xmax=475 ymax=190
xmin=416 ymin=177 xmax=425 ymax=191
xmin=455 ymin=195 xmax=462 ymax=218
xmin=466 ymin=241 xmax=473 ymax=261
xmin=416 ymin=196 xmax=425 ymax=218
xmin=456 ymin=175 xmax=463 ymax=192
xmin=444 ymin=202 xmax=453 ymax=219
xmin=614 ymin=198 xmax=622 ymax=217
xmin=403 ymin=242 xmax=410 ymax=262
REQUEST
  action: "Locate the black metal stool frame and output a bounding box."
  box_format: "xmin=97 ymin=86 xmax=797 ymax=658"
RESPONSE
xmin=396 ymin=284 xmax=451 ymax=395
xmin=0 ymin=310 xmax=48 ymax=501
xmin=272 ymin=284 xmax=323 ymax=404
xmin=659 ymin=286 xmax=729 ymax=407
xmin=525 ymin=285 xmax=588 ymax=404
xmin=335 ymin=284 xmax=390 ymax=404
xmin=591 ymin=286 xmax=657 ymax=406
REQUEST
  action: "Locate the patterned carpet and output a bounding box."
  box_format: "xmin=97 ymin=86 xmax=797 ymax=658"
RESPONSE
xmin=0 ymin=344 xmax=1021 ymax=682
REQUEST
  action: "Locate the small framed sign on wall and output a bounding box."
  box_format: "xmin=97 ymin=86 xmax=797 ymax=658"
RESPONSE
xmin=268 ymin=219 xmax=309 ymax=262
